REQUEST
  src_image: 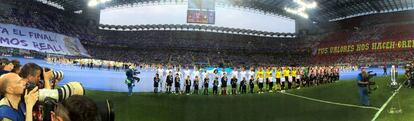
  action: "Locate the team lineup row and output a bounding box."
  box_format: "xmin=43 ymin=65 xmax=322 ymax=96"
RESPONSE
xmin=147 ymin=66 xmax=340 ymax=95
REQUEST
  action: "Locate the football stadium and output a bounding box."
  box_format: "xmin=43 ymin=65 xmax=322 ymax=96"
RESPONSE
xmin=0 ymin=0 xmax=414 ymax=121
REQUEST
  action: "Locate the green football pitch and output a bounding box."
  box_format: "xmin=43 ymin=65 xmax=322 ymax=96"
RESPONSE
xmin=85 ymin=76 xmax=413 ymax=121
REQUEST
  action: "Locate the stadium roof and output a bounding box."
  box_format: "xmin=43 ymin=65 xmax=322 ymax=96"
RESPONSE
xmin=46 ymin=0 xmax=414 ymax=22
xmin=99 ymin=24 xmax=296 ymax=38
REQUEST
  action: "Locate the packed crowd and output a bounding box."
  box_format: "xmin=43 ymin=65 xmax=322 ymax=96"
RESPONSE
xmin=0 ymin=0 xmax=312 ymax=68
xmin=310 ymin=51 xmax=414 ymax=65
xmin=0 ymin=47 xmax=46 ymax=59
xmin=85 ymin=45 xmax=309 ymax=67
xmin=0 ymin=0 xmax=98 ymax=42
xmin=98 ymin=30 xmax=304 ymax=52
xmin=311 ymin=11 xmax=414 ymax=65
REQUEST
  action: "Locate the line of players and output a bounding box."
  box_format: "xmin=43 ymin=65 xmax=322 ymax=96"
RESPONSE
xmin=152 ymin=65 xmax=340 ymax=95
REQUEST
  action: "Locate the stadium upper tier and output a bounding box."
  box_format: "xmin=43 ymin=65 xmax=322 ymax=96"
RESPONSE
xmin=100 ymin=0 xmax=414 ymax=22
xmin=99 ymin=2 xmax=296 ymax=34
xmin=0 ymin=1 xmax=99 ymax=42
xmin=309 ymin=11 xmax=414 ymax=65
xmin=96 ymin=30 xmax=307 ymax=52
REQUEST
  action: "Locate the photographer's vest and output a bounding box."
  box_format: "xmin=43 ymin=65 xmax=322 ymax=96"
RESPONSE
xmin=0 ymin=98 xmax=26 ymax=121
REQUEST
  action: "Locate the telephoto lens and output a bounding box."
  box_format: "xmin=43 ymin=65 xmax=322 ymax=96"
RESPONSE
xmin=52 ymin=70 xmax=64 ymax=80
xmin=41 ymin=67 xmax=64 ymax=81
xmin=38 ymin=82 xmax=85 ymax=102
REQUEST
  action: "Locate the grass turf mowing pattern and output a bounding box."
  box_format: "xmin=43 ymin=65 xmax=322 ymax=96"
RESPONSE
xmin=288 ymin=76 xmax=405 ymax=107
xmin=376 ymin=84 xmax=414 ymax=121
xmin=85 ymin=76 xmax=405 ymax=121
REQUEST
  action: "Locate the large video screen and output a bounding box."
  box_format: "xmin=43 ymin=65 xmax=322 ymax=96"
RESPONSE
xmin=187 ymin=10 xmax=215 ymax=24
xmin=187 ymin=0 xmax=215 ymax=24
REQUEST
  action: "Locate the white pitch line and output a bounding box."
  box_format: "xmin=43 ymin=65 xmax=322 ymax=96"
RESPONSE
xmin=371 ymin=83 xmax=404 ymax=121
xmin=279 ymin=92 xmax=380 ymax=110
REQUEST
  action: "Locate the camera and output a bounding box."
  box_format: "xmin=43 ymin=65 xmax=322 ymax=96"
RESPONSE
xmin=129 ymin=69 xmax=141 ymax=84
xmin=367 ymin=71 xmax=377 ymax=84
xmin=26 ymin=82 xmax=85 ymax=121
xmin=40 ymin=67 xmax=64 ymax=81
xmin=133 ymin=70 xmax=141 ymax=75
xmin=367 ymin=71 xmax=378 ymax=93
xmin=27 ymin=82 xmax=115 ymax=121
xmin=26 ymin=82 xmax=85 ymax=102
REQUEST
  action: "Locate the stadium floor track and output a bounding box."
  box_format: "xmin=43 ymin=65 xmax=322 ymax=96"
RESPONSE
xmin=4 ymin=56 xmax=405 ymax=92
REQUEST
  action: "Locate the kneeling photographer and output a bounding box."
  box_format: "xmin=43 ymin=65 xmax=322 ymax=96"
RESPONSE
xmin=356 ymin=67 xmax=377 ymax=106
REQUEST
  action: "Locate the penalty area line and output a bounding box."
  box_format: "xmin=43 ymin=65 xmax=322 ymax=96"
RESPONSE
xmin=278 ymin=91 xmax=380 ymax=110
xmin=371 ymin=83 xmax=404 ymax=121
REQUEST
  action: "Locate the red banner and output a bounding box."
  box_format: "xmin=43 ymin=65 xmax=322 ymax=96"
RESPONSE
xmin=317 ymin=39 xmax=414 ymax=55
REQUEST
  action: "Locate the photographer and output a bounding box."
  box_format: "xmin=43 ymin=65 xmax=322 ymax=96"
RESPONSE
xmin=357 ymin=67 xmax=370 ymax=106
xmin=125 ymin=66 xmax=139 ymax=96
xmin=0 ymin=73 xmax=39 ymax=121
xmin=19 ymin=63 xmax=56 ymax=89
xmin=0 ymin=59 xmax=14 ymax=100
xmin=19 ymin=63 xmax=61 ymax=121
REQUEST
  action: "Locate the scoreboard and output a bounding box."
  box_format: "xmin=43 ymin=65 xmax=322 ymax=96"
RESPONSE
xmin=187 ymin=0 xmax=215 ymax=24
